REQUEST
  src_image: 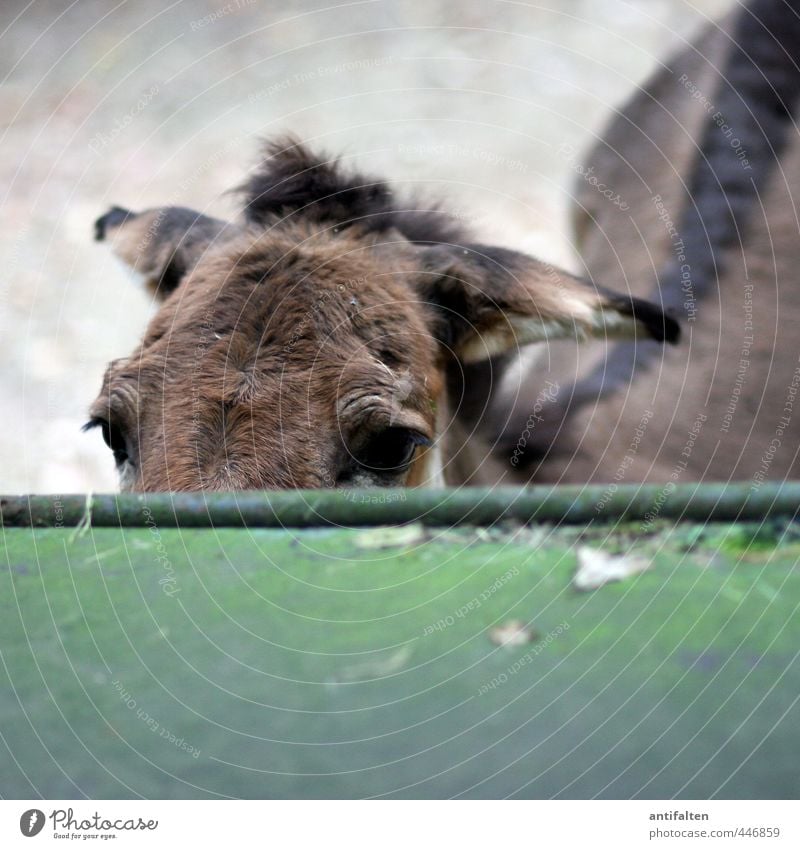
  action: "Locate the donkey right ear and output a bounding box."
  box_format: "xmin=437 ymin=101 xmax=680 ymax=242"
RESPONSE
xmin=94 ymin=206 xmax=233 ymax=300
xmin=418 ymin=244 xmax=680 ymax=363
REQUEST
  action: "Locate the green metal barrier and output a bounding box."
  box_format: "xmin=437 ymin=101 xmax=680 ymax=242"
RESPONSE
xmin=2 ymin=482 xmax=800 ymax=527
xmin=1 ymin=486 xmax=798 ymax=798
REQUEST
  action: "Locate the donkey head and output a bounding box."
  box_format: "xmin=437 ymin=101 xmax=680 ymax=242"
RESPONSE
xmin=88 ymin=138 xmax=679 ymax=491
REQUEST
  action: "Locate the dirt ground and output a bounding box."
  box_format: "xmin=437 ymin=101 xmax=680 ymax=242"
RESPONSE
xmin=0 ymin=0 xmax=730 ymax=493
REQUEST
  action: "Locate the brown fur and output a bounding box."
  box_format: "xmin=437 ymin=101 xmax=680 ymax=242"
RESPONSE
xmin=502 ymin=0 xmax=800 ymax=485
xmin=90 ymin=138 xmax=677 ymax=490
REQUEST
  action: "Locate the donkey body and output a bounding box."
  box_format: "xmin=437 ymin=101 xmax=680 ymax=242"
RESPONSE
xmin=90 ymin=141 xmax=676 ymax=490
xmin=503 ymin=0 xmax=800 ymax=485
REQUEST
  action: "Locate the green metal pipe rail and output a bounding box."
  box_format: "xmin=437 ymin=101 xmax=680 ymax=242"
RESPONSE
xmin=2 ymin=482 xmax=799 ymax=527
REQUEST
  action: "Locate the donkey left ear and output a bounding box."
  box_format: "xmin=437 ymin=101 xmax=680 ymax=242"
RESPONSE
xmin=417 ymin=244 xmax=680 ymax=363
xmin=95 ymin=206 xmax=234 ymax=300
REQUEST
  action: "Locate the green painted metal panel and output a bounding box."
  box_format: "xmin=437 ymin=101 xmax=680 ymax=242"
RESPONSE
xmin=1 ymin=519 xmax=798 ymax=799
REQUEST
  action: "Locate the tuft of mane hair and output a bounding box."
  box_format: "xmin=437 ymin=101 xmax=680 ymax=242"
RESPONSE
xmin=238 ymin=135 xmax=467 ymax=245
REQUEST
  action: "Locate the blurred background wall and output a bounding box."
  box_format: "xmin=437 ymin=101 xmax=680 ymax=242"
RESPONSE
xmin=0 ymin=0 xmax=731 ymax=492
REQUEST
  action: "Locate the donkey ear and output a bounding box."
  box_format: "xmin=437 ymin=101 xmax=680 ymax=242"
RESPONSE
xmin=94 ymin=206 xmax=233 ymax=300
xmin=418 ymin=244 xmax=680 ymax=363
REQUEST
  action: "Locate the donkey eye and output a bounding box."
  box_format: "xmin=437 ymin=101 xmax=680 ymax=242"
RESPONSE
xmin=357 ymin=427 xmax=430 ymax=472
xmin=83 ymin=417 xmax=130 ymax=466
